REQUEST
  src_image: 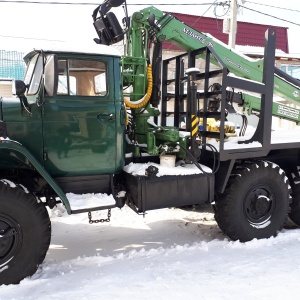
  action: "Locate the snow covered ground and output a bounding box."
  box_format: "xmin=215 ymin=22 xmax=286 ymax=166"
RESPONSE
xmin=1 ymin=193 xmax=300 ymax=300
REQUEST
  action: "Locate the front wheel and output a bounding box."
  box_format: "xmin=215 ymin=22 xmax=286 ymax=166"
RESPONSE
xmin=0 ymin=181 xmax=51 ymax=285
xmin=214 ymin=161 xmax=290 ymax=242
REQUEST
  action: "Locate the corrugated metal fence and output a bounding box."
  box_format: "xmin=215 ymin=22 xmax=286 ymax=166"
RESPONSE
xmin=0 ymin=50 xmax=26 ymax=80
xmin=0 ymin=50 xmax=26 ymax=97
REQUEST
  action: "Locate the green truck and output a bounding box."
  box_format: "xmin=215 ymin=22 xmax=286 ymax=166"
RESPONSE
xmin=1 ymin=0 xmax=300 ymax=284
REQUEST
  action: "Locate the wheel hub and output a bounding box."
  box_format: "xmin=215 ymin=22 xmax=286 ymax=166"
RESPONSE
xmin=244 ymin=187 xmax=274 ymax=225
xmin=0 ymin=214 xmax=21 ymax=266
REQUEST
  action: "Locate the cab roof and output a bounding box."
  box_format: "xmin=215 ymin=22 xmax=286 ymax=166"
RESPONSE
xmin=23 ymin=43 xmax=121 ymax=62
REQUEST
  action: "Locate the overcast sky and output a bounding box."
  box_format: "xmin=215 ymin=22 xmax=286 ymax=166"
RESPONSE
xmin=0 ymin=0 xmax=299 ymax=53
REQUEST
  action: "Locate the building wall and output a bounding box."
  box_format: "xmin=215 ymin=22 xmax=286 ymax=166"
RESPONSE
xmin=164 ymin=13 xmax=289 ymax=53
xmin=0 ymin=79 xmax=13 ymax=97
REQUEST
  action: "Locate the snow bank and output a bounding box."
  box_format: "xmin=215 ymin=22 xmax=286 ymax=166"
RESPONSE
xmin=123 ymin=161 xmax=212 ymax=176
xmin=66 ymin=192 xmax=115 ymax=210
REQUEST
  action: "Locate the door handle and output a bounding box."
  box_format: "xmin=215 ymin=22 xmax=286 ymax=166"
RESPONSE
xmin=97 ymin=114 xmax=114 ymax=123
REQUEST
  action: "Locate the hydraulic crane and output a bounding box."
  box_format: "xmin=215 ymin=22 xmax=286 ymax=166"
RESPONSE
xmin=92 ymin=0 xmax=300 ymax=159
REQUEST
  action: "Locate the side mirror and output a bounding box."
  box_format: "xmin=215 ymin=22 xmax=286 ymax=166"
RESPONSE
xmin=44 ymin=54 xmax=58 ymax=97
xmin=12 ymin=80 xmax=27 ymax=96
xmin=12 ymin=80 xmax=30 ymax=111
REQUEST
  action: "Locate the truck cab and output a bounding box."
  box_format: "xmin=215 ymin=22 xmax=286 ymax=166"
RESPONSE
xmin=1 ymin=44 xmax=125 ymax=195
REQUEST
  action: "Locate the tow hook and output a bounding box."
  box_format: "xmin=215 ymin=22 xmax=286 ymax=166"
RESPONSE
xmin=0 ymin=228 xmax=17 ymax=241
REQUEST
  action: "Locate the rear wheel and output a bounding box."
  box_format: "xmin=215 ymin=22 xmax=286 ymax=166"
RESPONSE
xmin=214 ymin=161 xmax=290 ymax=242
xmin=0 ymin=181 xmax=51 ymax=285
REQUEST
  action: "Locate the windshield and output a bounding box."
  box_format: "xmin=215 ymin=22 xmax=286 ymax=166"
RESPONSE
xmin=23 ymin=54 xmax=44 ymax=95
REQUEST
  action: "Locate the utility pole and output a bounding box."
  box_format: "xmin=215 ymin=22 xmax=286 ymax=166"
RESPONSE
xmin=228 ymin=0 xmax=238 ymax=49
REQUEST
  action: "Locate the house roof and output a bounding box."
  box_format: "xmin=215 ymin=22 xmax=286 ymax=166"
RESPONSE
xmin=163 ymin=12 xmax=289 ymax=53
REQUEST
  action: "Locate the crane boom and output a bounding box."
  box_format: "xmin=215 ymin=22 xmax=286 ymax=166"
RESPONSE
xmin=135 ymin=6 xmax=300 ymax=108
xmin=93 ymin=2 xmax=300 ymax=113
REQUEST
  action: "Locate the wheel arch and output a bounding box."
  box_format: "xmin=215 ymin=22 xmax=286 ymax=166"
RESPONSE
xmin=0 ymin=140 xmax=71 ymax=213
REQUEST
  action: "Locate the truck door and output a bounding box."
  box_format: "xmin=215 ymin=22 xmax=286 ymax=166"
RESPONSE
xmin=42 ymin=55 xmax=123 ymax=177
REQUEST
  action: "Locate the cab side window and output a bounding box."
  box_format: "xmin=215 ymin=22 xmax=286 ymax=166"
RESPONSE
xmin=57 ymin=59 xmax=107 ymax=96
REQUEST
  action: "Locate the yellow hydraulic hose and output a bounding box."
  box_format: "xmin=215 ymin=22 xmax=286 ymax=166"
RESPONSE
xmin=124 ymin=64 xmax=153 ymax=109
xmin=124 ymin=103 xmax=129 ymax=126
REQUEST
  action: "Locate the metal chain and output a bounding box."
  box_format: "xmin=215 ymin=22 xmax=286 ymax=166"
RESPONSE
xmin=88 ymin=209 xmax=111 ymax=224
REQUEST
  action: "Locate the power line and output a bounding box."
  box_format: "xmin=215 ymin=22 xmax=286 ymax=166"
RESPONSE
xmin=192 ymin=0 xmax=219 ymax=26
xmin=1 ymin=0 xmax=299 ymax=35
xmin=240 ymin=5 xmax=300 ymax=27
xmin=1 ymin=0 xmax=90 ymax=3
xmin=128 ymin=2 xmax=217 ymax=5
xmin=166 ymin=0 xmax=219 ymax=50
xmin=245 ymin=1 xmax=300 ymax=14
xmin=0 ymin=0 xmax=217 ymax=5
xmin=0 ymin=34 xmax=65 ymax=42
xmin=0 ymin=0 xmax=93 ymax=4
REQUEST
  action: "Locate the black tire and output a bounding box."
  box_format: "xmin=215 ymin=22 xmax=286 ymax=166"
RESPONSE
xmin=289 ymin=184 xmax=300 ymax=226
xmin=214 ymin=161 xmax=291 ymax=242
xmin=0 ymin=181 xmax=51 ymax=285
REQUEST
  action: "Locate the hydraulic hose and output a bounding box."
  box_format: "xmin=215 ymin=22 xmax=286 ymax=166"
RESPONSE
xmin=180 ymin=143 xmax=220 ymax=175
xmin=124 ymin=64 xmax=153 ymax=109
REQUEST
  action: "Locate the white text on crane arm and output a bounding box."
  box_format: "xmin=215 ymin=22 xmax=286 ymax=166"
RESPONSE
xmin=182 ymin=28 xmax=213 ymax=47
